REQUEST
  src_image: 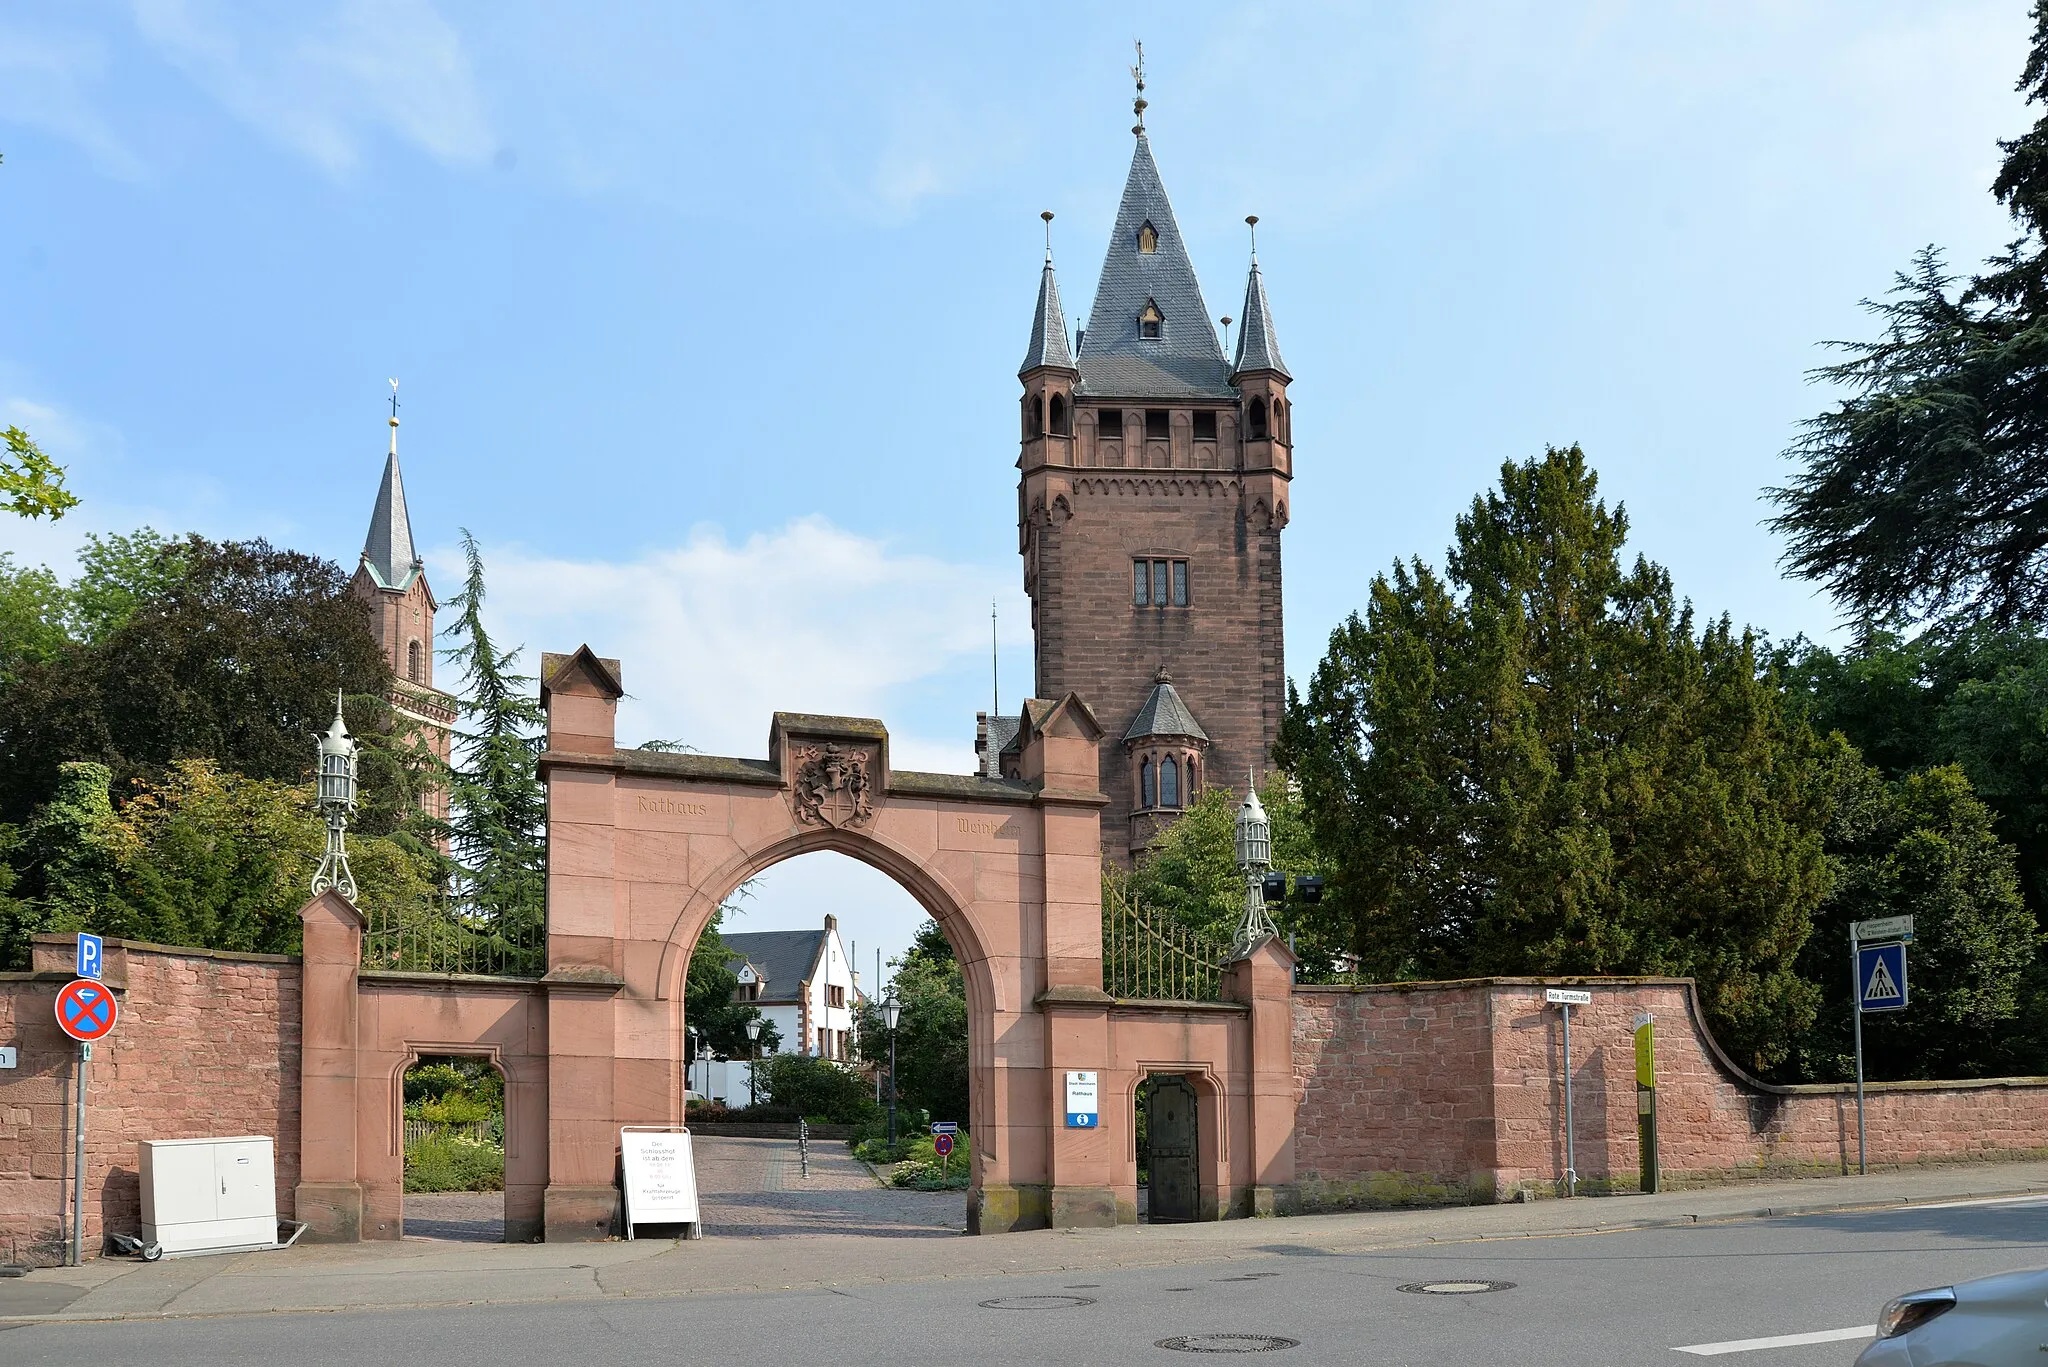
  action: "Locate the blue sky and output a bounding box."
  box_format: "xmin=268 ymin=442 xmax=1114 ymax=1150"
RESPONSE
xmin=0 ymin=2 xmax=2034 ymax=977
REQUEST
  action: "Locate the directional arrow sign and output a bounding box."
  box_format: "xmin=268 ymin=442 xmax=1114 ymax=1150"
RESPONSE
xmin=1855 ymin=915 xmax=1915 ymax=943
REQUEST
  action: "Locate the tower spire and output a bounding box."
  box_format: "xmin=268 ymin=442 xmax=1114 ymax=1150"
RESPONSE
xmin=1019 ymin=212 xmax=1076 ymax=375
xmin=361 ymin=381 xmax=422 ymax=590
xmin=1232 ymin=219 xmax=1290 ymax=381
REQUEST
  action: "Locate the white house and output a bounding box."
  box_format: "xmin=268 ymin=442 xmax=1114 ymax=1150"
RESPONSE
xmin=724 ymin=914 xmax=860 ymax=1062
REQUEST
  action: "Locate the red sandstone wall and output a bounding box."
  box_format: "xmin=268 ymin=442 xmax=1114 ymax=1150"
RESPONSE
xmin=1291 ymin=984 xmax=1497 ymax=1208
xmin=1294 ymin=978 xmax=2048 ymax=1210
xmin=0 ymin=940 xmax=300 ymax=1265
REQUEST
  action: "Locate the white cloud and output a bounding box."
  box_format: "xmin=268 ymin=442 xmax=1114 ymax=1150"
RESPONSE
xmin=428 ymin=516 xmax=1029 ymax=771
xmin=0 ymin=24 xmax=142 ymax=177
xmin=130 ymin=0 xmax=494 ymax=174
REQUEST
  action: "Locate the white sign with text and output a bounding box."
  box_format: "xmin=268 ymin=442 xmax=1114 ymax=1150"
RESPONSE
xmin=621 ymin=1127 xmax=700 ymax=1232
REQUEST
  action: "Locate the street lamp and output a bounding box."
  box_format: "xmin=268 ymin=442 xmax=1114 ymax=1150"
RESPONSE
xmin=686 ymin=1026 xmax=703 ymax=1098
xmin=1231 ymin=774 xmax=1280 ymax=957
xmin=311 ymin=693 xmax=359 ymax=901
xmin=744 ymin=1016 xmax=763 ymax=1109
xmin=881 ymin=988 xmax=902 ymax=1145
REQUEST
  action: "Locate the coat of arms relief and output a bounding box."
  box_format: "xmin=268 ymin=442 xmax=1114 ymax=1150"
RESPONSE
xmin=791 ymin=742 xmax=876 ymax=829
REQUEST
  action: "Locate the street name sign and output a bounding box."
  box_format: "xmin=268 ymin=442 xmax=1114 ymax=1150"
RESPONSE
xmin=1855 ymin=916 xmax=1915 ymax=943
xmin=1064 ymin=1071 xmax=1099 ymax=1128
xmin=620 ymin=1127 xmax=699 ymax=1236
xmin=75 ymin=933 xmax=102 ymax=981
xmin=1545 ymin=989 xmax=1593 ymax=1006
xmin=1857 ymin=942 xmax=1908 ymax=1013
xmin=55 ymin=979 xmax=117 ymax=1043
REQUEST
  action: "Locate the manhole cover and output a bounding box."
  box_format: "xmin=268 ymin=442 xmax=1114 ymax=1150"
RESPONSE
xmin=979 ymin=1294 xmax=1097 ymax=1310
xmin=1157 ymin=1334 xmax=1299 ymax=1354
xmin=1397 ymin=1280 xmax=1515 ymax=1295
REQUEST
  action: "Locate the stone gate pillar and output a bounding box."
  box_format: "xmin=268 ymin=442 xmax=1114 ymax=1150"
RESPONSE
xmin=1225 ymin=935 xmax=1298 ymax=1216
xmin=295 ymin=889 xmax=366 ymax=1241
xmin=1014 ymin=697 xmax=1119 ymax=1229
xmin=538 ymin=648 xmax=631 ymax=1242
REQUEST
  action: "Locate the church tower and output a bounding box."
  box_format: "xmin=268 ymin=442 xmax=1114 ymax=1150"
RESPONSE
xmin=348 ymin=396 xmax=456 ymax=823
xmin=1015 ymin=90 xmax=1291 ymax=863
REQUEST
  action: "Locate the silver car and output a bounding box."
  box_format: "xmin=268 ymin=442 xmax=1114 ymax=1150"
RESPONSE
xmin=1855 ymin=1266 xmax=2048 ymax=1365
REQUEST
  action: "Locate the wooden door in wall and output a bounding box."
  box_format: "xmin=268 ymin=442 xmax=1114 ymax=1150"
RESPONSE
xmin=1145 ymin=1075 xmax=1199 ymax=1223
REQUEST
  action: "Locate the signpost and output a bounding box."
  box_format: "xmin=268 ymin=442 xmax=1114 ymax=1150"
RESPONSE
xmin=620 ymin=1126 xmax=701 ymax=1240
xmin=1545 ymin=989 xmax=1592 ymax=1196
xmin=54 ymin=969 xmax=118 ymax=1267
xmin=1849 ymin=916 xmax=1913 ymax=1176
xmin=1634 ymin=1011 xmax=1658 ymax=1194
xmin=1064 ymin=1071 xmax=1099 ymax=1129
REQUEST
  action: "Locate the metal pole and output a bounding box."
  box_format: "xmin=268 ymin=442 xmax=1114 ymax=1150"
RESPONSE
xmin=875 ymin=949 xmax=884 ymax=1106
xmin=887 ymin=1026 xmax=898 ymax=1146
xmin=1851 ymin=923 xmax=1866 ymax=1175
xmin=72 ymin=1043 xmax=89 ymax=1266
xmin=749 ymin=1041 xmax=758 ymax=1109
xmin=1561 ymin=1005 xmax=1577 ymax=1197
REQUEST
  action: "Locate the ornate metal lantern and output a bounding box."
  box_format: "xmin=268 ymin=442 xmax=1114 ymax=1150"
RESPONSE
xmin=1231 ymin=775 xmax=1279 ymax=956
xmin=310 ymin=694 xmax=360 ymax=901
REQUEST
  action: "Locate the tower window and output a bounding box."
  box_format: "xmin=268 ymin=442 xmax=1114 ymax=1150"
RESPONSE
xmin=1137 ymin=221 xmax=1159 ymax=254
xmin=407 ymin=640 xmax=423 ymax=683
xmin=1192 ymin=411 xmax=1217 ymax=441
xmin=1139 ymin=299 xmax=1162 ymax=340
xmin=1140 ymin=758 xmax=1156 ymax=809
xmin=1099 ymin=409 xmax=1124 ymax=440
xmin=1161 ymin=755 xmax=1180 ymax=809
xmin=1249 ymin=396 xmax=1269 ymax=439
xmin=1134 ymin=558 xmax=1191 ymax=608
xmin=1145 ymin=409 xmax=1170 ymax=439
xmin=1049 ymin=393 xmax=1069 ymax=436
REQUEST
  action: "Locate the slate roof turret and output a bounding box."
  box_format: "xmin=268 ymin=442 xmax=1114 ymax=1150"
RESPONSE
xmin=1124 ymin=669 xmax=1209 ymax=742
xmin=1077 ymin=134 xmax=1233 ymax=400
xmin=1232 ymin=257 xmax=1289 ymax=382
xmin=1020 ymin=254 xmax=1076 ymax=376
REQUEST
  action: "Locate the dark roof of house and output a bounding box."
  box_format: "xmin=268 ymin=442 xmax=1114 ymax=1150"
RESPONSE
xmin=1019 ymin=257 xmax=1076 ymax=376
xmin=1076 ymin=134 xmax=1234 ymax=401
xmin=360 ymin=449 xmax=422 ymax=592
xmin=1124 ymin=671 xmax=1209 ymax=742
xmin=1232 ymin=259 xmax=1289 ymax=381
xmin=720 ymin=929 xmax=826 ymax=1005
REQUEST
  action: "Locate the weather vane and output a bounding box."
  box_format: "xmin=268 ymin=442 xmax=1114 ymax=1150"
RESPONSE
xmin=1131 ymin=40 xmax=1147 ymax=134
xmin=388 ymin=378 xmax=400 ymax=421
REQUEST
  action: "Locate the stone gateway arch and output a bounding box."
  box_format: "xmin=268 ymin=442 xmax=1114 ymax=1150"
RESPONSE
xmin=535 ymin=647 xmax=1298 ymax=1237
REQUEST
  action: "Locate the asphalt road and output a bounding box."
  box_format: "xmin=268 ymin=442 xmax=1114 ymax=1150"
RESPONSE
xmin=6 ymin=1195 xmax=2045 ymax=1366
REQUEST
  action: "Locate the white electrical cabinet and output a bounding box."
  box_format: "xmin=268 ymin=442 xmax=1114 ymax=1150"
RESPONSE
xmin=140 ymin=1137 xmax=278 ymax=1257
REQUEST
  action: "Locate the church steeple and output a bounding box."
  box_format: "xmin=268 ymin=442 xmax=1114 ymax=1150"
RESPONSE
xmin=360 ymin=386 xmax=422 ymax=592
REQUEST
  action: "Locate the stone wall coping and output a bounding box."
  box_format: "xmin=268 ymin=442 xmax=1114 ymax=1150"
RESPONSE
xmin=539 ymin=746 xmax=1045 ymax=805
xmin=1033 ymin=784 xmax=1112 ymax=809
xmin=1111 ymin=997 xmax=1250 ymax=1016
xmin=360 ymin=970 xmax=548 ymax=993
xmin=30 ymin=933 xmax=298 ymax=967
xmin=1292 ymin=975 xmax=1694 ymax=994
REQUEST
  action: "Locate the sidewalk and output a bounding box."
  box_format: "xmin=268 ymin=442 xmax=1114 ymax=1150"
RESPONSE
xmin=7 ymin=1159 xmax=2047 ymax=1325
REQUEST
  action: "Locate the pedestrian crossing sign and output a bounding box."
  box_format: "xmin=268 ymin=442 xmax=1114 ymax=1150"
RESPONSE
xmin=1857 ymin=941 xmax=1908 ymax=1013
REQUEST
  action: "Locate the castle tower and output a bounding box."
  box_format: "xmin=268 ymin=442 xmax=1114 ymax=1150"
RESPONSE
xmin=348 ymin=398 xmax=456 ymax=823
xmin=1015 ymin=104 xmax=1290 ymax=863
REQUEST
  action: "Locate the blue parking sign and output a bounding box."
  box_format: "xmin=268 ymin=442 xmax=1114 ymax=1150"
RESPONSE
xmin=1857 ymin=941 xmax=1907 ymax=1013
xmin=76 ymin=933 xmax=102 ymax=981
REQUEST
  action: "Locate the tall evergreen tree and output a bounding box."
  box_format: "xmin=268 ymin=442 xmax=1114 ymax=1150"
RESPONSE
xmin=1770 ymin=7 xmax=2048 ymax=628
xmin=1280 ymin=449 xmax=1834 ymax=1069
xmin=438 ymin=531 xmax=547 ymax=957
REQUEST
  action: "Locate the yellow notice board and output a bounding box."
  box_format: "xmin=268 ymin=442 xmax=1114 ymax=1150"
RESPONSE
xmin=1633 ymin=1012 xmax=1654 ymax=1088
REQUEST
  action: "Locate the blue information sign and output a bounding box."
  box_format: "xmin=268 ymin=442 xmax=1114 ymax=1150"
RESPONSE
xmin=1857 ymin=941 xmax=1908 ymax=1013
xmin=76 ymin=933 xmax=102 ymax=981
